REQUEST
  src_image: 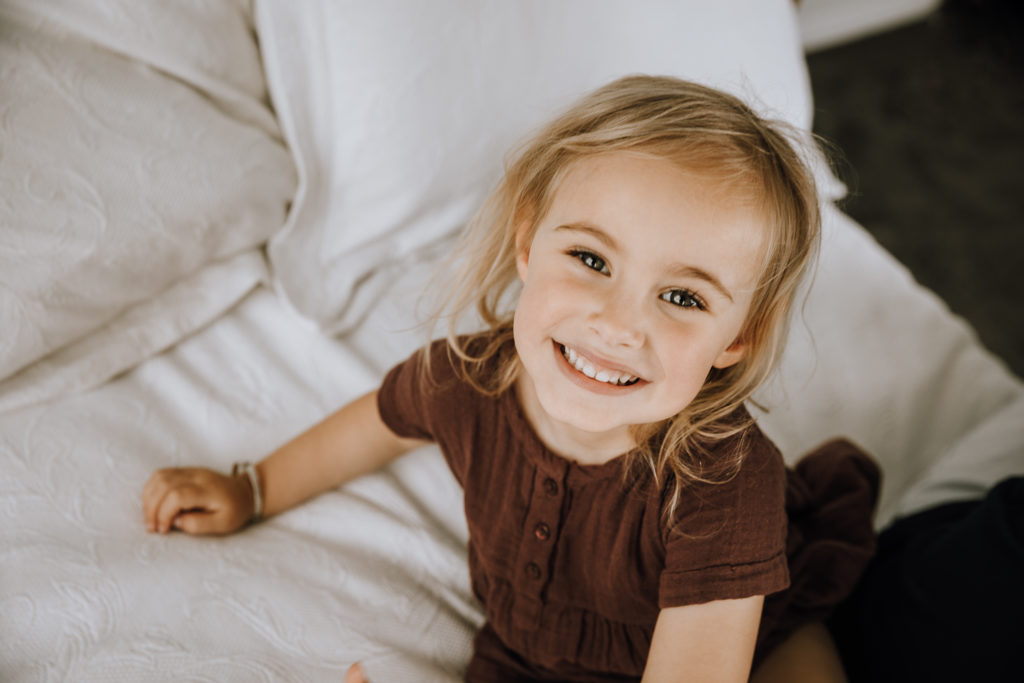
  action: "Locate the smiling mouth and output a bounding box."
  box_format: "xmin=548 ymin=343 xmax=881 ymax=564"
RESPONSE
xmin=559 ymin=344 xmax=641 ymax=386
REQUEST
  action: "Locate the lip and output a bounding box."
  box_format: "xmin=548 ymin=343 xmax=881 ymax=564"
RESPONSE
xmin=551 ymin=340 xmax=648 ymax=395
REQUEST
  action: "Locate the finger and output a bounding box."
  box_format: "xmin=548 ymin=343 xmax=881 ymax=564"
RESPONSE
xmin=173 ymin=505 xmax=240 ymax=536
xmin=142 ymin=470 xmax=175 ymax=532
xmin=154 ymin=485 xmax=207 ymax=534
xmin=143 ymin=468 xmax=215 ymax=532
xmin=172 ymin=510 xmax=218 ymax=535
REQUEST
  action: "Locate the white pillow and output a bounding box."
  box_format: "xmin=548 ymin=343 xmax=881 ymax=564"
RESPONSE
xmin=257 ymin=0 xmax=834 ymax=335
xmin=0 ymin=0 xmax=296 ymax=407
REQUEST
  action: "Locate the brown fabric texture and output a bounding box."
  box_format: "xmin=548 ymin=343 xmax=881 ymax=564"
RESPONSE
xmin=378 ymin=338 xmax=878 ymax=681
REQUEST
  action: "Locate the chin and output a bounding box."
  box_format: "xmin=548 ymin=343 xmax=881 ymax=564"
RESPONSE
xmin=535 ymin=392 xmax=629 ymax=434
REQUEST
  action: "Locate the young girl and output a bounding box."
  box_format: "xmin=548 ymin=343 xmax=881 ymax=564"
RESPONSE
xmin=143 ymin=76 xmax=877 ymax=682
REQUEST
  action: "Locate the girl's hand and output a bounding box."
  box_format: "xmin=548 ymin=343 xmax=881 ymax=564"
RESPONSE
xmin=142 ymin=467 xmax=254 ymax=535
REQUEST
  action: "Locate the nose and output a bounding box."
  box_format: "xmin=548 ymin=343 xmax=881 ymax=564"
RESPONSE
xmin=587 ymin=290 xmax=645 ymax=348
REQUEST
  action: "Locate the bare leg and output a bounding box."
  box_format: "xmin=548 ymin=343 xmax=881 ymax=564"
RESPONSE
xmin=750 ymin=622 xmax=848 ymax=683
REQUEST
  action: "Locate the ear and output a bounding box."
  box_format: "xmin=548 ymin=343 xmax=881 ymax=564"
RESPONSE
xmin=712 ymin=340 xmax=748 ymax=369
xmin=514 ymin=223 xmax=532 ymax=282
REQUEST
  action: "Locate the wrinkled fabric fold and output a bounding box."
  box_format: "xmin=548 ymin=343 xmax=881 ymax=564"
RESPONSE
xmin=755 ymin=438 xmax=881 ymax=666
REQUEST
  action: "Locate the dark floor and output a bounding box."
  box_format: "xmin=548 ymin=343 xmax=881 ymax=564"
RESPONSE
xmin=806 ymin=1 xmax=1024 ymax=378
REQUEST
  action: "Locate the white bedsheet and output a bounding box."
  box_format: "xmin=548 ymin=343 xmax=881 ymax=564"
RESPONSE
xmin=0 ymin=285 xmax=479 ymax=683
xmin=751 ymin=205 xmax=1024 ymax=525
xmin=0 ymin=0 xmax=296 ymax=414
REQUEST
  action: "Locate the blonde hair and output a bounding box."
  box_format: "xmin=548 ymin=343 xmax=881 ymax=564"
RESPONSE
xmin=429 ymin=75 xmax=821 ymax=516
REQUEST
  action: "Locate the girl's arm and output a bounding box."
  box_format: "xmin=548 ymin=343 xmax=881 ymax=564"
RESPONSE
xmin=142 ymin=390 xmax=428 ymax=535
xmin=256 ymin=390 xmax=427 ymax=518
xmin=641 ymin=595 xmax=763 ymax=683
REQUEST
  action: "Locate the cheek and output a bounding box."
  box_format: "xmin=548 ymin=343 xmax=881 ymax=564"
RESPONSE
xmin=519 ymin=263 xmax=582 ymax=319
xmin=653 ymin=321 xmax=729 ymax=377
xmin=513 ymin=277 xmax=554 ymax=342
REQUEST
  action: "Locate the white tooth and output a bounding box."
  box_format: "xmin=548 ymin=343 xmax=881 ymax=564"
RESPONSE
xmin=574 ymin=357 xmax=586 ymax=371
xmin=568 ymin=347 xmax=577 ymax=363
xmin=595 ymin=371 xmax=610 ymax=383
xmin=582 ymin=365 xmax=596 ymax=378
xmin=621 ymin=375 xmax=635 ymax=385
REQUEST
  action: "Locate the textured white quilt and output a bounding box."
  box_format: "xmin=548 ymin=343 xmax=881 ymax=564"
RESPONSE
xmin=0 ymin=286 xmax=479 ymax=682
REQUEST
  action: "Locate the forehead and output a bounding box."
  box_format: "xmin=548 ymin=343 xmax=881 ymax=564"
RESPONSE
xmin=543 ymin=152 xmax=769 ymax=289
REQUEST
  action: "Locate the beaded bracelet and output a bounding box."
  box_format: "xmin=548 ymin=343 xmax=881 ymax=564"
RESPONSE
xmin=231 ymin=461 xmax=264 ymax=523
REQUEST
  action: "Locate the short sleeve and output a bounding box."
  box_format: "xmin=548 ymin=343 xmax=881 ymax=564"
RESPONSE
xmin=377 ymin=339 xmax=457 ymax=441
xmin=376 ymin=338 xmax=479 ymax=485
xmin=658 ymin=429 xmax=790 ymax=608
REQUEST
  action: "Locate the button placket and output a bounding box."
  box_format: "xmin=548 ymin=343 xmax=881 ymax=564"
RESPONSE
xmin=512 ymin=467 xmax=566 ymax=629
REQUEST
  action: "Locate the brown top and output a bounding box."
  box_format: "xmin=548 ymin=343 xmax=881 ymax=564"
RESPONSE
xmin=378 ymin=337 xmax=790 ymax=678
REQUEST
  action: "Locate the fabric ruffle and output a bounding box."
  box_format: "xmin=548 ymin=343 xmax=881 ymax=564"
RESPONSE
xmin=474 ymin=574 xmax=654 ymax=679
xmin=754 ymin=438 xmax=881 ymax=666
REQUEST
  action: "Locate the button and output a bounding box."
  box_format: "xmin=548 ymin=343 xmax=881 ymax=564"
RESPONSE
xmin=525 ymin=562 xmax=542 ymax=580
xmin=534 ymin=523 xmax=550 ymax=541
xmin=543 ymin=478 xmax=558 ymax=496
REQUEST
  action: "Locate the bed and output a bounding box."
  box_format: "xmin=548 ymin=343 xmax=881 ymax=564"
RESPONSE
xmin=2 ymin=1 xmax=1021 ymax=681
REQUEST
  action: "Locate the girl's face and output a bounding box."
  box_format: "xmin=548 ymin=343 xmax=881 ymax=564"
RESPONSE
xmin=513 ymin=152 xmax=768 ymax=461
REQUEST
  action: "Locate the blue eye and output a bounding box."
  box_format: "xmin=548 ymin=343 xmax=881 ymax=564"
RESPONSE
xmin=570 ymin=249 xmax=610 ymax=275
xmin=660 ymin=289 xmax=706 ymax=310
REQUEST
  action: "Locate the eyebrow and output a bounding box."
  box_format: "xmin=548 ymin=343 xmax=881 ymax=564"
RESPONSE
xmin=555 ymin=222 xmax=735 ymax=303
